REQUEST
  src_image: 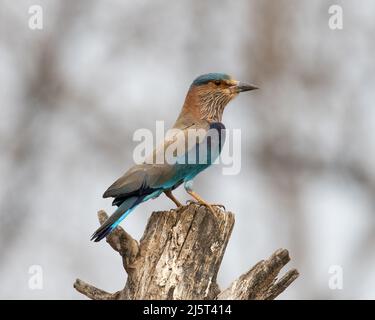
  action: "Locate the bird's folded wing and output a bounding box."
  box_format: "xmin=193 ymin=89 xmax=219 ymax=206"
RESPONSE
xmin=103 ymin=121 xmax=223 ymax=199
xmin=103 ymin=163 xmax=176 ymax=198
xmin=144 ymin=122 xmax=211 ymax=165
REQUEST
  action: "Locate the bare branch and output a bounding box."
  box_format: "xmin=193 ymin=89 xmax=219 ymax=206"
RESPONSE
xmin=217 ymin=249 xmax=299 ymax=300
xmin=264 ymin=269 xmax=299 ymax=300
xmin=97 ymin=210 xmax=139 ymax=273
xmin=75 ymin=205 xmax=298 ymax=300
xmin=73 ymin=279 xmax=119 ymax=300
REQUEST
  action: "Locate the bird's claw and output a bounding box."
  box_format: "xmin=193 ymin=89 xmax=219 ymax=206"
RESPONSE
xmin=186 ymin=200 xmax=225 ymax=212
xmin=171 ymin=206 xmax=184 ymax=214
xmin=211 ymin=204 xmax=226 ymax=210
xmin=185 ymin=201 xmax=215 ymax=216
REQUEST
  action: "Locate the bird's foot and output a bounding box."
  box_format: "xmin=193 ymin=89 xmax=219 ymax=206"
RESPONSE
xmin=186 ymin=200 xmax=225 ymax=210
xmin=211 ymin=204 xmax=226 ymax=210
xmin=175 ymin=203 xmax=185 ymax=212
xmin=186 ymin=200 xmax=219 ymax=216
xmin=174 ymin=202 xmax=183 ymax=208
xmin=164 ymin=190 xmax=183 ymax=208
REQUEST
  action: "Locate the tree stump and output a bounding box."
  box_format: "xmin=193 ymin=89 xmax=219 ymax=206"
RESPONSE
xmin=74 ymin=204 xmax=299 ymax=300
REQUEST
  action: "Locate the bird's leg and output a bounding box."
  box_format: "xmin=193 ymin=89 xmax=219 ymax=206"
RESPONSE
xmin=187 ymin=190 xmax=217 ymax=214
xmin=186 ymin=198 xmax=225 ymax=210
xmin=184 ymin=181 xmax=217 ymax=215
xmin=164 ymin=190 xmax=183 ymax=208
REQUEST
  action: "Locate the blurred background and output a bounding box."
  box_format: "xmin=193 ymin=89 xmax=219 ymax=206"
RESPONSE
xmin=1 ymin=0 xmax=374 ymax=299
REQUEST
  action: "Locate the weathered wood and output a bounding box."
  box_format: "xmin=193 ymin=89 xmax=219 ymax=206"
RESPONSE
xmin=217 ymin=249 xmax=299 ymax=300
xmin=74 ymin=203 xmax=298 ymax=299
xmin=97 ymin=210 xmax=139 ymax=273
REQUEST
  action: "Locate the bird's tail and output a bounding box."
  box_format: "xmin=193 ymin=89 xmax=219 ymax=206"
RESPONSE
xmin=91 ymin=196 xmax=141 ymax=242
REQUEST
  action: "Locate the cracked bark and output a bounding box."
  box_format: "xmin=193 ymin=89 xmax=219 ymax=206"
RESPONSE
xmin=74 ymin=204 xmax=298 ymax=300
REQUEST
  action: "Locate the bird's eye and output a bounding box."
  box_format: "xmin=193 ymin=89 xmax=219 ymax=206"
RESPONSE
xmin=214 ymin=80 xmax=221 ymax=86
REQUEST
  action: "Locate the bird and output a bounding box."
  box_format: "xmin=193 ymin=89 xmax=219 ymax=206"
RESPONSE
xmin=91 ymin=73 xmax=258 ymax=242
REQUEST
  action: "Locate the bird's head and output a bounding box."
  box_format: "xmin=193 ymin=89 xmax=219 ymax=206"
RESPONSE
xmin=187 ymin=73 xmax=258 ymax=122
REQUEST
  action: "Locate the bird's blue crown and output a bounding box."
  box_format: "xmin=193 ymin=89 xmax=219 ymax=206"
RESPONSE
xmin=191 ymin=73 xmax=231 ymax=86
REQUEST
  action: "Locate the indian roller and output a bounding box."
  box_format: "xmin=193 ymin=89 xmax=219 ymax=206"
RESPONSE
xmin=91 ymin=73 xmax=258 ymax=241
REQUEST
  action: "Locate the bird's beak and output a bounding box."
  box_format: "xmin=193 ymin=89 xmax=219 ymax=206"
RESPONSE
xmin=235 ymin=81 xmax=259 ymax=93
